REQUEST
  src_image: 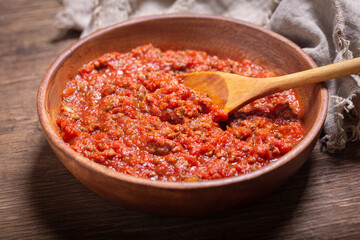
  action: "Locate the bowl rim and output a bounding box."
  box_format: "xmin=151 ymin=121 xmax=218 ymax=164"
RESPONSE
xmin=37 ymin=13 xmax=328 ymax=189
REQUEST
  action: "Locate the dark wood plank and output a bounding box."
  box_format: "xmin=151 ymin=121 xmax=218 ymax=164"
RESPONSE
xmin=0 ymin=0 xmax=359 ymax=239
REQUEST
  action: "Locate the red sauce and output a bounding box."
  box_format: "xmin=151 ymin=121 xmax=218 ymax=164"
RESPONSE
xmin=57 ymin=44 xmax=304 ymax=182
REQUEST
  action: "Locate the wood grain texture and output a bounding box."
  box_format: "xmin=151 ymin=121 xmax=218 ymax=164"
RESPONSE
xmin=0 ymin=0 xmax=359 ymax=239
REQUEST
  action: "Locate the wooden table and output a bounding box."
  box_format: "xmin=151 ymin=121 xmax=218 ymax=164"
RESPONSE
xmin=1 ymin=1 xmax=359 ymax=239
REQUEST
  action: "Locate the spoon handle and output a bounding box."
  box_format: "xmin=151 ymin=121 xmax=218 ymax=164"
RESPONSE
xmin=269 ymin=57 xmax=360 ymax=91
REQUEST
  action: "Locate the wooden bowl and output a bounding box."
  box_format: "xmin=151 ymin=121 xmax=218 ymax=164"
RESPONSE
xmin=37 ymin=14 xmax=328 ymax=216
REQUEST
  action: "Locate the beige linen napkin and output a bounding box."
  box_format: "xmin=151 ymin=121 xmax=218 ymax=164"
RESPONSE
xmin=54 ymin=0 xmax=360 ymax=152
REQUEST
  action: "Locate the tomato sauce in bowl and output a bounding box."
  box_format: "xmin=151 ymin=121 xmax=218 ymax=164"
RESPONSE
xmin=57 ymin=44 xmax=304 ymax=182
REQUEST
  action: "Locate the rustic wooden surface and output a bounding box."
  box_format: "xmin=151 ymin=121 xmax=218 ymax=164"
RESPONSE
xmin=0 ymin=1 xmax=359 ymax=239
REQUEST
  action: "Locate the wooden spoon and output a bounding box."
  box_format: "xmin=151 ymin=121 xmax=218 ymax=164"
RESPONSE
xmin=183 ymin=57 xmax=360 ymax=115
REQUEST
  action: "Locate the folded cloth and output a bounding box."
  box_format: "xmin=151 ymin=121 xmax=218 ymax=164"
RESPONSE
xmin=54 ymin=0 xmax=360 ymax=152
xmin=54 ymin=0 xmax=279 ymax=37
xmin=267 ymin=0 xmax=360 ymax=152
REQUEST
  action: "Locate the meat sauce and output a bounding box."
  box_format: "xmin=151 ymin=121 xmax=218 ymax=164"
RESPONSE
xmin=57 ymin=44 xmax=304 ymax=182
